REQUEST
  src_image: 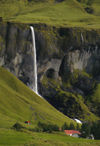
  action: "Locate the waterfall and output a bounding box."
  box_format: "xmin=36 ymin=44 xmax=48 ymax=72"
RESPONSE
xmin=30 ymin=26 xmax=38 ymax=94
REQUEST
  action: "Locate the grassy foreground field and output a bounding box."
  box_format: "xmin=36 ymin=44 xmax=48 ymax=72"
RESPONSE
xmin=0 ymin=129 xmax=100 ymax=146
xmin=0 ymin=0 xmax=100 ymax=29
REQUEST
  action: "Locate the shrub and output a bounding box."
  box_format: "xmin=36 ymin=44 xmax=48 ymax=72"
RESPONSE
xmin=12 ymin=122 xmax=24 ymax=131
xmin=80 ymin=121 xmax=100 ymax=139
xmin=91 ymin=120 xmax=100 ymax=139
xmin=69 ymin=122 xmax=75 ymax=130
xmin=80 ymin=122 xmax=91 ymax=138
xmin=61 ymin=122 xmax=69 ymax=131
xmin=76 ymin=123 xmax=80 ymax=131
xmin=37 ymin=121 xmax=59 ymax=133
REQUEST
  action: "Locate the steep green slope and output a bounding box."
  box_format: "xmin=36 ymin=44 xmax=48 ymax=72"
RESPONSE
xmin=0 ymin=66 xmax=100 ymax=145
xmin=0 ymin=67 xmax=73 ymax=128
xmin=0 ymin=0 xmax=100 ymax=29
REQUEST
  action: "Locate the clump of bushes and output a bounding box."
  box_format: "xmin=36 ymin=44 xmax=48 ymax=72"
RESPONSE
xmin=12 ymin=122 xmax=24 ymax=131
xmin=85 ymin=7 xmax=94 ymax=14
xmin=81 ymin=120 xmax=100 ymax=139
xmin=35 ymin=121 xmax=59 ymax=133
xmin=61 ymin=122 xmax=80 ymax=131
xmin=61 ymin=122 xmax=69 ymax=131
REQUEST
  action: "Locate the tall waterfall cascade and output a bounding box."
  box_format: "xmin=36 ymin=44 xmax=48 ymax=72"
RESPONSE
xmin=30 ymin=26 xmax=38 ymax=94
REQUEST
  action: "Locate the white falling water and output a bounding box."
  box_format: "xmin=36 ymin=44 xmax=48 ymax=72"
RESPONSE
xmin=30 ymin=26 xmax=38 ymax=94
xmin=74 ymin=119 xmax=82 ymax=124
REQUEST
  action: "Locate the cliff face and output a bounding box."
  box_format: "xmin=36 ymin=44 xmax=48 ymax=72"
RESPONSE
xmin=36 ymin=26 xmax=100 ymax=79
xmin=0 ymin=22 xmax=100 ymax=121
xmin=0 ymin=23 xmax=35 ymax=89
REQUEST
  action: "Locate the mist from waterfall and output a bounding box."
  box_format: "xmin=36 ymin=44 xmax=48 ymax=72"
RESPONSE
xmin=30 ymin=26 xmax=38 ymax=94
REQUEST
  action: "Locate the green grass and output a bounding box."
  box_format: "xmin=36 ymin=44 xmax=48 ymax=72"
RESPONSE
xmin=0 ymin=67 xmax=75 ymax=129
xmin=0 ymin=129 xmax=100 ymax=146
xmin=0 ymin=67 xmax=99 ymax=145
xmin=0 ymin=66 xmax=99 ymax=146
xmin=0 ymin=0 xmax=100 ymax=29
xmin=0 ymin=129 xmax=33 ymax=145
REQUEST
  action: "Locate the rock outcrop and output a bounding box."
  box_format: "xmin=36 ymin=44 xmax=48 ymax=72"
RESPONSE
xmin=0 ymin=22 xmax=100 ymax=121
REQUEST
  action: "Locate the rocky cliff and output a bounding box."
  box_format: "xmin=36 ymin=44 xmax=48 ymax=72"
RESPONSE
xmin=0 ymin=22 xmax=100 ymax=121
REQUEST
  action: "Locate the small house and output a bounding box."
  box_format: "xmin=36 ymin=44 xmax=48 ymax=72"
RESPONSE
xmin=64 ymin=130 xmax=81 ymax=137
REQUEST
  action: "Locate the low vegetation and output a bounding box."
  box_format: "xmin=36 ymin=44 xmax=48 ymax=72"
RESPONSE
xmin=0 ymin=129 xmax=100 ymax=146
xmin=0 ymin=0 xmax=100 ymax=29
xmin=35 ymin=121 xmax=59 ymax=132
xmin=81 ymin=120 xmax=100 ymax=139
xmin=12 ymin=122 xmax=25 ymax=131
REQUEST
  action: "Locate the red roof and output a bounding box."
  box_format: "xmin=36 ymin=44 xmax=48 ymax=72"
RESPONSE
xmin=64 ymin=130 xmax=81 ymax=135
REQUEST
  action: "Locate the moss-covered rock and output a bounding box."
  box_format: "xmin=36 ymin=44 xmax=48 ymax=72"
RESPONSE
xmin=40 ymin=74 xmax=98 ymax=121
xmin=0 ymin=22 xmax=100 ymax=121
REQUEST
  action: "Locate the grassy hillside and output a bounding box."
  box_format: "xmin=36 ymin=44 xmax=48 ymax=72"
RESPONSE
xmin=0 ymin=68 xmax=100 ymax=146
xmin=0 ymin=66 xmax=74 ymax=129
xmin=0 ymin=0 xmax=100 ymax=29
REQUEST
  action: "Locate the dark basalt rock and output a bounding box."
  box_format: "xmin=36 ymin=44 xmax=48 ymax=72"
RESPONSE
xmin=0 ymin=22 xmax=100 ymax=120
xmin=59 ymin=55 xmax=71 ymax=82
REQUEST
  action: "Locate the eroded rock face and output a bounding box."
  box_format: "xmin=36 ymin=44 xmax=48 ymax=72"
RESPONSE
xmin=0 ymin=22 xmax=100 ymax=120
xmin=0 ymin=23 xmax=36 ymax=89
xmin=0 ymin=23 xmax=100 ymax=88
xmin=35 ymin=25 xmax=100 ymax=95
xmin=59 ymin=47 xmax=100 ymax=80
xmin=0 ymin=23 xmax=100 ymax=83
